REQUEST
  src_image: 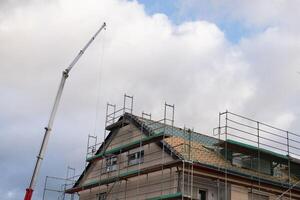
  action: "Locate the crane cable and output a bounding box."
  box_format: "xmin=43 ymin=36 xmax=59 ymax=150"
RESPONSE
xmin=92 ymin=26 xmax=106 ymax=137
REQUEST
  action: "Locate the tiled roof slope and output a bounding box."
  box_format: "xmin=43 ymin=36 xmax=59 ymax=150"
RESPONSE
xmin=138 ymin=117 xmax=218 ymax=147
xmin=164 ymin=137 xmax=298 ymax=184
xmin=133 ymin=114 xmax=300 ymax=185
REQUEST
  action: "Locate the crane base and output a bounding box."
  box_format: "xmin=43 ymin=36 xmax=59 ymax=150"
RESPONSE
xmin=24 ymin=188 xmax=33 ymax=200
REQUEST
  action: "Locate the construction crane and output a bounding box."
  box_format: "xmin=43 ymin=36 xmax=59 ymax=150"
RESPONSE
xmin=24 ymin=22 xmax=106 ymax=200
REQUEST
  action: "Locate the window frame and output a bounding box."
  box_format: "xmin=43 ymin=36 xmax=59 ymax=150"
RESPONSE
xmin=97 ymin=192 xmax=107 ymax=200
xmin=199 ymin=189 xmax=207 ymax=200
xmin=248 ymin=192 xmax=269 ymax=200
xmin=106 ymin=156 xmax=117 ymax=172
xmin=128 ymin=150 xmax=144 ymax=166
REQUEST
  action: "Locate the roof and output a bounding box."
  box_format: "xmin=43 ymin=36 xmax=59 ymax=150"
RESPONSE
xmin=164 ymin=136 xmax=299 ymax=184
xmin=72 ymin=113 xmax=300 ymax=191
xmin=139 ymin=117 xmax=219 ymax=147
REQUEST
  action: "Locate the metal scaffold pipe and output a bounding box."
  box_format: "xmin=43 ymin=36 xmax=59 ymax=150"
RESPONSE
xmin=24 ymin=22 xmax=106 ymax=200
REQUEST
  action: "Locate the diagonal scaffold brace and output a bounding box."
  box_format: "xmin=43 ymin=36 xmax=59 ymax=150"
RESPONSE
xmin=24 ymin=22 xmax=106 ymax=200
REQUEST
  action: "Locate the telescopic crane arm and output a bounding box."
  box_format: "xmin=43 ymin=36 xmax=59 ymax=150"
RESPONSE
xmin=24 ymin=22 xmax=106 ymax=200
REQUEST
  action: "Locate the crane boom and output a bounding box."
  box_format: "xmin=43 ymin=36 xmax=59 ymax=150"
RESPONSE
xmin=24 ymin=22 xmax=106 ymax=200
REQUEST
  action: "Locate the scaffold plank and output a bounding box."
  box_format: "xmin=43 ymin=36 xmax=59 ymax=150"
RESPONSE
xmin=86 ymin=132 xmax=169 ymax=162
xmin=65 ymin=160 xmax=181 ymax=194
xmin=145 ymin=192 xmax=182 ymax=200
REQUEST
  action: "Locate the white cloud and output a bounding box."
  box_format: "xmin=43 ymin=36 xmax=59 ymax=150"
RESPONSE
xmin=273 ymin=112 xmax=296 ymax=129
xmin=1 ymin=0 xmax=300 ymax=199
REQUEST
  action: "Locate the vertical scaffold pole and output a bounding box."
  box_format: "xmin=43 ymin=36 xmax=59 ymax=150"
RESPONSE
xmin=224 ymin=110 xmax=228 ymax=200
xmin=182 ymin=160 xmax=185 ymax=200
xmin=287 ymin=131 xmax=291 ymax=199
xmin=257 ymin=121 xmax=261 ymax=193
xmin=217 ymin=112 xmax=221 ymax=200
xmin=42 ymin=176 xmax=48 ymax=200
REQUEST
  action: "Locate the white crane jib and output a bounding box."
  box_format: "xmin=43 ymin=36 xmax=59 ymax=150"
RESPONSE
xmin=24 ymin=22 xmax=106 ymax=200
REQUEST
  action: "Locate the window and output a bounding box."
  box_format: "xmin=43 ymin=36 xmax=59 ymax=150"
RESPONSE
xmin=248 ymin=192 xmax=269 ymax=200
xmin=97 ymin=192 xmax=107 ymax=200
xmin=106 ymin=156 xmax=117 ymax=172
xmin=128 ymin=150 xmax=144 ymax=166
xmin=199 ymin=190 xmax=207 ymax=200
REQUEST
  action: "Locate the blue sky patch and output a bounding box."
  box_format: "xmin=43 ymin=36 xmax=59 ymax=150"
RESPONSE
xmin=136 ymin=0 xmax=253 ymax=43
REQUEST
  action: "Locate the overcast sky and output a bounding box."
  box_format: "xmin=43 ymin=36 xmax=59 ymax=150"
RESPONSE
xmin=1 ymin=0 xmax=300 ymax=199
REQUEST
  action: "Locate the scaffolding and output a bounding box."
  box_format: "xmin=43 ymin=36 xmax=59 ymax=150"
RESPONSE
xmin=213 ymin=111 xmax=300 ymax=199
xmin=69 ymin=95 xmax=181 ymax=200
xmin=45 ymin=97 xmax=300 ymax=200
xmin=65 ymin=96 xmax=231 ymax=200
xmin=43 ymin=166 xmax=79 ymax=200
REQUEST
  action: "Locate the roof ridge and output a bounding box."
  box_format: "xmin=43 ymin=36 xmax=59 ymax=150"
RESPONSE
xmin=125 ymin=112 xmax=219 ymax=143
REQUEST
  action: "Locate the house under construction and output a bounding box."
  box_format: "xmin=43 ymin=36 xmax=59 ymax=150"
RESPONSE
xmin=46 ymin=95 xmax=300 ymax=200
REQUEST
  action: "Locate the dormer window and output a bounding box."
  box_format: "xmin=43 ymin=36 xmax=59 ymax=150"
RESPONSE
xmin=231 ymin=153 xmax=272 ymax=175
